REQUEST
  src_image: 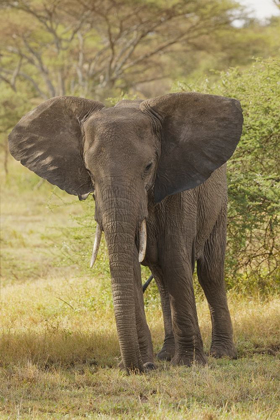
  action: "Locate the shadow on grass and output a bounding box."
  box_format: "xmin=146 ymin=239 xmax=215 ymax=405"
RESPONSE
xmin=1 ymin=320 xmax=279 ymax=375
xmin=0 ymin=329 xmax=121 ymax=370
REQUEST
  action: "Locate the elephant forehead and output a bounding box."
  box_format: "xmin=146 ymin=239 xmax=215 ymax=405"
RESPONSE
xmin=84 ymin=113 xmax=157 ymax=173
xmin=85 ymin=108 xmax=153 ymax=140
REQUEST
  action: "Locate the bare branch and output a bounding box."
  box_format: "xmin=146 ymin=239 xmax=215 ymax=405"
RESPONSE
xmin=11 ymin=57 xmax=22 ymax=88
xmin=0 ymin=68 xmax=48 ymax=99
xmin=76 ymin=31 xmax=84 ymax=86
xmin=0 ymin=74 xmax=17 ymax=92
xmin=22 ymin=37 xmax=56 ymax=97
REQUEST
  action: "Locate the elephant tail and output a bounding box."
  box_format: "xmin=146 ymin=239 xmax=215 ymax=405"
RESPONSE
xmin=142 ymin=274 xmax=154 ymax=293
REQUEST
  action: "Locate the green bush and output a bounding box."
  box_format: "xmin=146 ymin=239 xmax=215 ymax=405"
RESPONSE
xmin=52 ymin=58 xmax=279 ymax=295
xmin=176 ymin=57 xmax=280 ymax=292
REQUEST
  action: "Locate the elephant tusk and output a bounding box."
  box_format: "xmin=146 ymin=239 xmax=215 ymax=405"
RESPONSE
xmin=78 ymin=193 xmax=90 ymax=201
xmin=138 ymin=219 xmax=147 ymax=263
xmin=90 ymin=224 xmax=102 ymax=268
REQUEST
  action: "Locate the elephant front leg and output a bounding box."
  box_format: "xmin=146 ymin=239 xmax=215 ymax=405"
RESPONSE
xmin=162 ymin=260 xmax=207 ymax=367
xmin=133 ymin=248 xmax=155 ymax=370
xmin=151 ymin=265 xmax=175 ymax=361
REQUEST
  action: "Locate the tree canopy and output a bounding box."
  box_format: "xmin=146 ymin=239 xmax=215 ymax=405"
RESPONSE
xmin=1 ymin=0 xmax=279 ymax=287
xmin=0 ymin=0 xmax=246 ymax=100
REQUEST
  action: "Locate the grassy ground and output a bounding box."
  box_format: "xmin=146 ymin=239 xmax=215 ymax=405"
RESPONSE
xmin=1 ymin=160 xmax=280 ymax=419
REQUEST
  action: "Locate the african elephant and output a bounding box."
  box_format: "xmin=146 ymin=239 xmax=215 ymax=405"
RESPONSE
xmin=9 ymin=92 xmax=243 ymax=373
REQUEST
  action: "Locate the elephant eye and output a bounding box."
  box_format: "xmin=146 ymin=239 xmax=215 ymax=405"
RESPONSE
xmin=142 ymin=162 xmax=153 ymax=180
xmin=145 ymin=162 xmax=153 ymax=172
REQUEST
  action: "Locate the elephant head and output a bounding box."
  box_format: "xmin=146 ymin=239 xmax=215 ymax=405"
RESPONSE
xmin=9 ymin=92 xmax=243 ymax=372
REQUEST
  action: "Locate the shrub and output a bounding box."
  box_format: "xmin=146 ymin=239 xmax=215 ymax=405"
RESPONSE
xmin=47 ymin=58 xmax=279 ymax=295
xmin=176 ymin=57 xmax=280 ymax=292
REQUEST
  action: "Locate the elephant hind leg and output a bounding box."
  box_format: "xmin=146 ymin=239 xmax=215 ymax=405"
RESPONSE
xmin=197 ymin=208 xmax=237 ymax=359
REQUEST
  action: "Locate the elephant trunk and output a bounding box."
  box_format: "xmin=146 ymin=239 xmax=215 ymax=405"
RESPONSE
xmin=90 ymin=219 xmax=146 ymax=268
xmin=100 ymin=185 xmax=145 ymax=372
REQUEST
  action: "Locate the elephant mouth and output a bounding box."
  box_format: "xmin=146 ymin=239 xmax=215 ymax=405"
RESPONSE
xmin=90 ymin=219 xmax=147 ymax=268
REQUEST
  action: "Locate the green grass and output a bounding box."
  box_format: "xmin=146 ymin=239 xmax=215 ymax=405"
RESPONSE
xmin=1 ymin=159 xmax=280 ymax=419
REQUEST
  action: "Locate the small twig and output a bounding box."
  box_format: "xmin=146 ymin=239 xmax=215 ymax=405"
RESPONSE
xmin=56 ymin=297 xmax=75 ymax=310
xmin=33 ymin=179 xmax=45 ymax=190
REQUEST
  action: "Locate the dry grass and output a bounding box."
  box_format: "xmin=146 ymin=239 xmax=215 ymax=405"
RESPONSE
xmin=0 ymin=278 xmax=279 ymax=419
xmin=1 ymin=160 xmax=280 ymax=419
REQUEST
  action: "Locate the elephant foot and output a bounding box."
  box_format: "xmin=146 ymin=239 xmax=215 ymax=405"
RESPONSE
xmin=118 ymin=360 xmax=156 ymax=374
xmin=118 ymin=360 xmax=143 ymax=374
xmin=157 ymin=337 xmax=175 ymax=361
xmin=171 ymin=350 xmax=207 ymax=367
xmin=210 ymin=341 xmax=237 ymax=359
xmin=143 ymin=362 xmax=157 ymax=372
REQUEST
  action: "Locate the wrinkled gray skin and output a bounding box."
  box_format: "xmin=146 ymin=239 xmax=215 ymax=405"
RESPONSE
xmin=9 ymin=92 xmax=243 ymax=373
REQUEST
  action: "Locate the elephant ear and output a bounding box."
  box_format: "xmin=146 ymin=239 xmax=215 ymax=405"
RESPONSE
xmin=140 ymin=92 xmax=243 ymax=203
xmin=9 ymin=96 xmax=105 ymax=196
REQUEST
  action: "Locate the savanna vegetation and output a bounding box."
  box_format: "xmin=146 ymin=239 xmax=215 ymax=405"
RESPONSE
xmin=0 ymin=0 xmax=279 ymax=418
